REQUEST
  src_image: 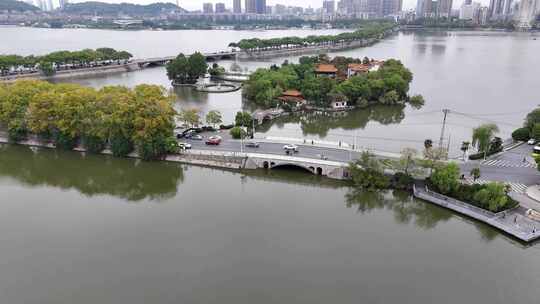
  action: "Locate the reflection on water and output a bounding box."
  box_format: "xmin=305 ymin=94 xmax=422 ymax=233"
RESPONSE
xmin=257 ymin=105 xmax=406 ymax=138
xmin=0 ymin=145 xmax=183 ymax=201
xmin=345 ymin=189 xmax=453 ymax=230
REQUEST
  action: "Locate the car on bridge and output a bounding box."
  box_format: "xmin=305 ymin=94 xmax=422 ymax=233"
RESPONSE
xmin=206 ymin=136 xmax=222 ymax=145
xmin=189 ymin=134 xmax=203 ymax=140
xmin=178 ymin=142 xmax=192 ymax=150
xmin=245 ymin=141 xmax=260 ymax=148
xmin=283 ymin=144 xmax=299 ymax=153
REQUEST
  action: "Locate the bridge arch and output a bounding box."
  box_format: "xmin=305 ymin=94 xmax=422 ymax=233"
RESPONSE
xmin=270 ymin=163 xmax=317 ymax=174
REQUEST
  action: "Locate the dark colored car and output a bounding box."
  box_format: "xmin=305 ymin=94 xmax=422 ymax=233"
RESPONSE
xmin=245 ymin=142 xmax=260 ymax=148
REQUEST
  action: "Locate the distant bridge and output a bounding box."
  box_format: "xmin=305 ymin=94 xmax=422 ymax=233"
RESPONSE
xmin=134 ymin=51 xmax=237 ymax=67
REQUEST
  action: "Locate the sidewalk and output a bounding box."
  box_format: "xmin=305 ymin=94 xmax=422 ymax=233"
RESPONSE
xmin=525 ymin=185 xmax=540 ymax=207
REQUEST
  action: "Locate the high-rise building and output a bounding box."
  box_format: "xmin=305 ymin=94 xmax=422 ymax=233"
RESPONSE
xmin=416 ymin=0 xmax=433 ymax=17
xmin=59 ymin=0 xmax=69 ymax=10
xmin=203 ymin=2 xmax=214 ymax=14
xmin=438 ymin=0 xmax=453 ymax=17
xmin=381 ymin=0 xmax=402 ymax=16
xmin=46 ymin=0 xmax=53 ymax=11
xmin=273 ymin=4 xmax=287 ymax=14
xmin=459 ymin=2 xmax=480 ymax=19
xmin=215 ymin=3 xmax=226 ymax=13
xmin=245 ymin=0 xmax=256 ymax=13
xmin=338 ymin=0 xmax=355 ymax=14
xmin=323 ymin=0 xmax=336 ymax=14
xmin=233 ymin=0 xmax=242 ymax=13
xmin=516 ymin=0 xmax=539 ymax=28
xmin=255 ymin=0 xmax=266 ymax=14
xmin=366 ymin=0 xmax=382 ymax=17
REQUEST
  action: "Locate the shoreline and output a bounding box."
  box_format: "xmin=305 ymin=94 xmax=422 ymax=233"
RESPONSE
xmin=413 ymin=183 xmax=540 ymax=243
xmin=0 ymin=63 xmax=141 ymax=83
xmin=2 ymin=132 xmax=539 ymax=242
xmin=0 ymin=28 xmax=396 ymax=82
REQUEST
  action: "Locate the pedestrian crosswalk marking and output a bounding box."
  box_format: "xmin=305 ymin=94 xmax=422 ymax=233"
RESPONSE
xmin=465 ymin=178 xmax=528 ymax=194
xmin=481 ymin=159 xmax=537 ymax=169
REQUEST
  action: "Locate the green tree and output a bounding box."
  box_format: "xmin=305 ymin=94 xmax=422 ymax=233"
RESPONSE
xmin=187 ymin=52 xmax=208 ymax=81
xmin=473 ymin=182 xmax=509 ymax=212
xmin=179 ymin=108 xmax=200 ymax=127
xmin=472 ymin=123 xmax=499 ymax=159
xmin=349 ymin=151 xmax=390 ymax=191
xmin=205 ymin=110 xmax=222 ymax=128
xmin=166 ymin=53 xmax=190 ymax=84
xmin=235 ymin=111 xmax=252 ymax=128
xmin=409 ymin=94 xmax=425 ymax=109
xmin=230 ymin=126 xmax=247 ymax=139
xmin=512 ymin=127 xmax=530 ymax=141
xmin=430 ymin=163 xmax=460 ymax=195
xmin=525 ymin=108 xmax=540 ymax=131
xmin=532 ymin=123 xmax=540 ymax=140
xmin=39 ymin=61 xmax=55 ymax=76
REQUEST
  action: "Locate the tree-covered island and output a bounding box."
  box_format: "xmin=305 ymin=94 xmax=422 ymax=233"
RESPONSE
xmin=243 ymin=54 xmax=424 ymax=110
xmin=0 ymin=48 xmax=133 ymax=77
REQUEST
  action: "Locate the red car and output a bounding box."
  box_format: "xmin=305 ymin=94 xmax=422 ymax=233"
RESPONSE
xmin=205 ymin=136 xmax=222 ymax=145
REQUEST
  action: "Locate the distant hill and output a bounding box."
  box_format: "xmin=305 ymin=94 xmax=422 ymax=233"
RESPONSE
xmin=0 ymin=0 xmax=40 ymax=12
xmin=64 ymin=1 xmax=188 ymax=16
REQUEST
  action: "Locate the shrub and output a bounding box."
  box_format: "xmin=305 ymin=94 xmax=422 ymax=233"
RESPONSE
xmin=512 ymin=127 xmax=530 ymax=141
xmin=430 ymin=163 xmax=460 ymax=195
xmin=391 ymin=172 xmax=414 ymax=190
xmin=110 ymin=133 xmax=134 ymax=157
xmin=230 ymin=126 xmax=246 ymax=139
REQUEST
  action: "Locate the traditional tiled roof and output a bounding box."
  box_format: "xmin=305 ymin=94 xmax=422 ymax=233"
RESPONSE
xmin=315 ymin=64 xmax=338 ymax=73
xmin=282 ymin=89 xmax=303 ymax=97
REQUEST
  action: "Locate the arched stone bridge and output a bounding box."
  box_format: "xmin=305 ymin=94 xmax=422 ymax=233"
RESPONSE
xmin=244 ymin=153 xmax=350 ymax=180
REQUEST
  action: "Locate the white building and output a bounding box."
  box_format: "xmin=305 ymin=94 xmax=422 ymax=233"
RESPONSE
xmin=516 ymin=0 xmax=539 ymax=28
xmin=459 ymin=2 xmax=481 ymax=20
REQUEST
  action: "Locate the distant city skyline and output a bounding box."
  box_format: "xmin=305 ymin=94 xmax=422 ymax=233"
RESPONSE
xmin=67 ymin=0 xmax=493 ymax=11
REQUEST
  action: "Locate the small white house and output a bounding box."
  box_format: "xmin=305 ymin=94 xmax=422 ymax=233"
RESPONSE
xmin=332 ymin=101 xmax=348 ymax=110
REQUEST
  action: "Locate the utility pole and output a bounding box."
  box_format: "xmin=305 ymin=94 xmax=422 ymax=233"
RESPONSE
xmin=439 ymin=109 xmax=450 ymax=149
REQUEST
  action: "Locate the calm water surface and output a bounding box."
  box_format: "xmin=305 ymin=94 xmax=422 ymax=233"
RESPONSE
xmin=0 ymin=145 xmax=540 ymax=304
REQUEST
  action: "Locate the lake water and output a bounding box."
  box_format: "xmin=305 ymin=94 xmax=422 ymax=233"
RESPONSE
xmin=1 ymin=27 xmax=540 ymax=303
xmin=1 ymin=144 xmax=540 ymax=304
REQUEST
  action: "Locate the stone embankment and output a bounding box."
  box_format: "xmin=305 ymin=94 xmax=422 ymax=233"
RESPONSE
xmin=0 ymin=63 xmax=141 ymax=83
xmin=0 ymin=134 xmax=246 ymax=171
xmin=413 ymin=183 xmax=540 ymax=243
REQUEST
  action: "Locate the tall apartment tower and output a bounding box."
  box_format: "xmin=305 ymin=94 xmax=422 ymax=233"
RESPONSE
xmin=323 ymin=0 xmax=336 ymax=14
xmin=255 ymin=0 xmax=266 ymax=14
xmin=233 ymin=0 xmax=242 ymax=13
xmin=438 ymin=0 xmax=453 ymax=17
xmin=245 ymin=0 xmax=256 ymax=13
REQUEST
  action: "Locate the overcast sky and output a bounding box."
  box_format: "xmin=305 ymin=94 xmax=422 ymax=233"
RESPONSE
xmin=70 ymin=0 xmax=491 ymax=12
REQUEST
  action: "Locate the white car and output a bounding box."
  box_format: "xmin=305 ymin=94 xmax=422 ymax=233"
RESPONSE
xmin=178 ymin=142 xmax=192 ymax=150
xmin=528 ymin=139 xmax=536 ymax=145
xmin=283 ymin=144 xmax=299 ymax=152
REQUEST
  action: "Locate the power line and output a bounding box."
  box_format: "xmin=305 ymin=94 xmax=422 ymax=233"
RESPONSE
xmin=450 ymin=111 xmax=520 ymax=127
